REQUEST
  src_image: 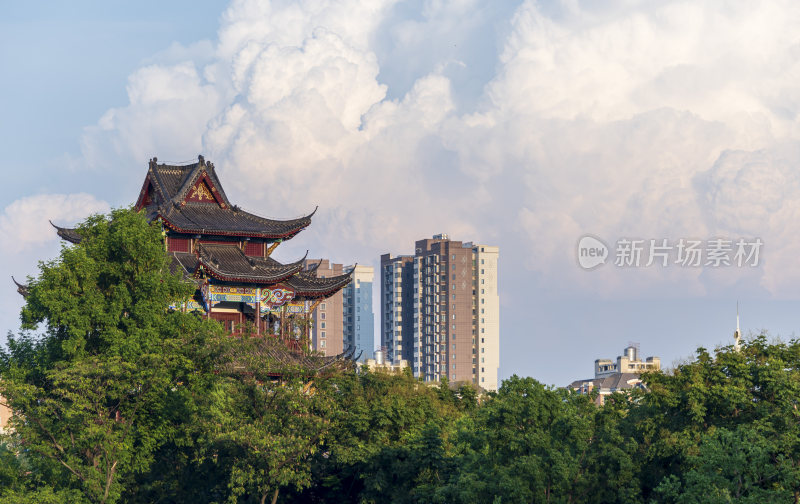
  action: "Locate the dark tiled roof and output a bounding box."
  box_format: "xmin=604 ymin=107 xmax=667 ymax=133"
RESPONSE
xmin=170 ymin=253 xmax=200 ymax=276
xmin=159 ymin=203 xmax=314 ymax=239
xmin=286 ymin=268 xmax=352 ymax=298
xmin=150 ymin=164 xmax=196 ymax=201
xmin=219 ymin=337 xmax=357 ymax=378
xmin=50 ymin=221 xmax=82 ymax=244
xmin=197 ymin=243 xmax=306 ymax=284
xmin=139 ymin=156 xmax=313 ymax=239
xmin=12 ymin=276 xmax=29 ymax=297
xmin=164 ymin=248 xmax=352 ymax=296
xmin=55 ymin=156 xmax=316 ymax=245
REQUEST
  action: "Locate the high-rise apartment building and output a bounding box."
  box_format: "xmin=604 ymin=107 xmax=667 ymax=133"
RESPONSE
xmin=305 ymin=260 xmax=375 ymax=360
xmin=381 ymin=234 xmax=499 ymax=390
xmin=342 ymin=265 xmax=375 ymax=361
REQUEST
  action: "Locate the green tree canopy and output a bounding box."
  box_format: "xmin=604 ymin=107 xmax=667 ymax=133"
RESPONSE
xmin=1 ymin=208 xmax=223 ymax=504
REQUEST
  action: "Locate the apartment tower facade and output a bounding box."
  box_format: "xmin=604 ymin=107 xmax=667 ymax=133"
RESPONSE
xmin=306 ymin=260 xmax=375 ymax=360
xmin=381 ymin=234 xmax=499 ymax=390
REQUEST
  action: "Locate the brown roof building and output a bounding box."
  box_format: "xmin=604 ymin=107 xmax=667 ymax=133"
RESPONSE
xmin=381 ymin=234 xmax=500 ymax=390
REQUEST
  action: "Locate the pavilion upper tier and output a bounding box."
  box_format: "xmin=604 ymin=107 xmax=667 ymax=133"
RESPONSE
xmin=49 ymin=156 xmax=352 ymax=298
xmin=135 ymin=155 xmax=316 ymax=240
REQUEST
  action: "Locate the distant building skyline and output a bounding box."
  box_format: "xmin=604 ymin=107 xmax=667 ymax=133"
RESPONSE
xmin=6 ymin=2 xmax=800 ymax=388
xmin=381 ymin=234 xmax=499 ymax=390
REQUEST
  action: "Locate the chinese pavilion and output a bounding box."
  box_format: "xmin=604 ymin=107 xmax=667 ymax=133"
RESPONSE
xmin=47 ymin=156 xmax=353 ymax=354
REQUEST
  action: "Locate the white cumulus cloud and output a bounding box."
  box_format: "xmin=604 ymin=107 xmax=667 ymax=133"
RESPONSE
xmin=78 ymin=0 xmax=800 ymax=300
xmin=0 ymin=193 xmax=109 ymax=255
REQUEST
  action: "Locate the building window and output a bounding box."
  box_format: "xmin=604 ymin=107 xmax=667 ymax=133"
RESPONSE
xmin=452 ymin=274 xmax=455 ymax=280
xmin=321 ymin=331 xmax=326 ymax=338
xmin=321 ymin=312 xmax=326 ymax=319
xmin=321 ymin=303 xmax=326 ymax=310
xmin=452 ymin=255 xmax=455 ymax=260
xmin=481 ymin=289 xmax=484 ymax=294
xmin=452 ymin=294 xmax=455 ymax=300
xmin=321 ymin=340 xmax=326 ymax=348
xmin=481 ymin=279 xmax=484 ymax=285
xmin=481 ymin=308 xmax=484 ymax=314
xmin=321 ymin=322 xmax=326 ymax=329
xmin=481 ymin=259 xmax=484 ymax=264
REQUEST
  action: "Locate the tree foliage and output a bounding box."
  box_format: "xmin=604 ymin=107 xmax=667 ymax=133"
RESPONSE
xmin=2 ymin=208 xmax=800 ymax=503
xmin=0 ymin=209 xmax=221 ymax=503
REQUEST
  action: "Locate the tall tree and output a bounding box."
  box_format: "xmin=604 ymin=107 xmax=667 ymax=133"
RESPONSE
xmin=0 ymin=208 xmax=222 ymax=504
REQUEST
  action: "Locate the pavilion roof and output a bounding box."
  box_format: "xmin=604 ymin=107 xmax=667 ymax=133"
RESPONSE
xmin=285 ymin=267 xmax=353 ymax=298
xmin=50 ymin=221 xmax=82 ymax=244
xmin=137 ymin=156 xmax=315 ymax=240
xmin=12 ymin=277 xmax=28 ymax=297
xmin=167 ymin=246 xmax=351 ymax=294
xmin=195 ymin=243 xmax=307 ymax=284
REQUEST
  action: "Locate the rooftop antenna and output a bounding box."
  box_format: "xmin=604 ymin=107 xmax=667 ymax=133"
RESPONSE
xmin=734 ymin=301 xmax=741 ymax=352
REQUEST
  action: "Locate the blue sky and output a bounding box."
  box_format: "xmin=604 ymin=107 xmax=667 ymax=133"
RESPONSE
xmin=2 ymin=0 xmax=800 ymax=386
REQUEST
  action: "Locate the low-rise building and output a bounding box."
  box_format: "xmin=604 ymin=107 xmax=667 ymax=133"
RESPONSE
xmin=569 ymin=344 xmax=661 ymax=405
xmin=364 ymin=347 xmax=409 ymax=373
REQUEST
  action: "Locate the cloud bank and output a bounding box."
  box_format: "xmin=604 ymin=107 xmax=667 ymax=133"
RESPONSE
xmin=79 ymin=0 xmax=800 ymax=299
xmin=0 ymin=193 xmax=110 ymax=336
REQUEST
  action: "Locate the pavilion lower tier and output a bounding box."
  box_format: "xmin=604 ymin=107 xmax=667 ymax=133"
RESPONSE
xmin=185 ymin=295 xmax=322 ymax=351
